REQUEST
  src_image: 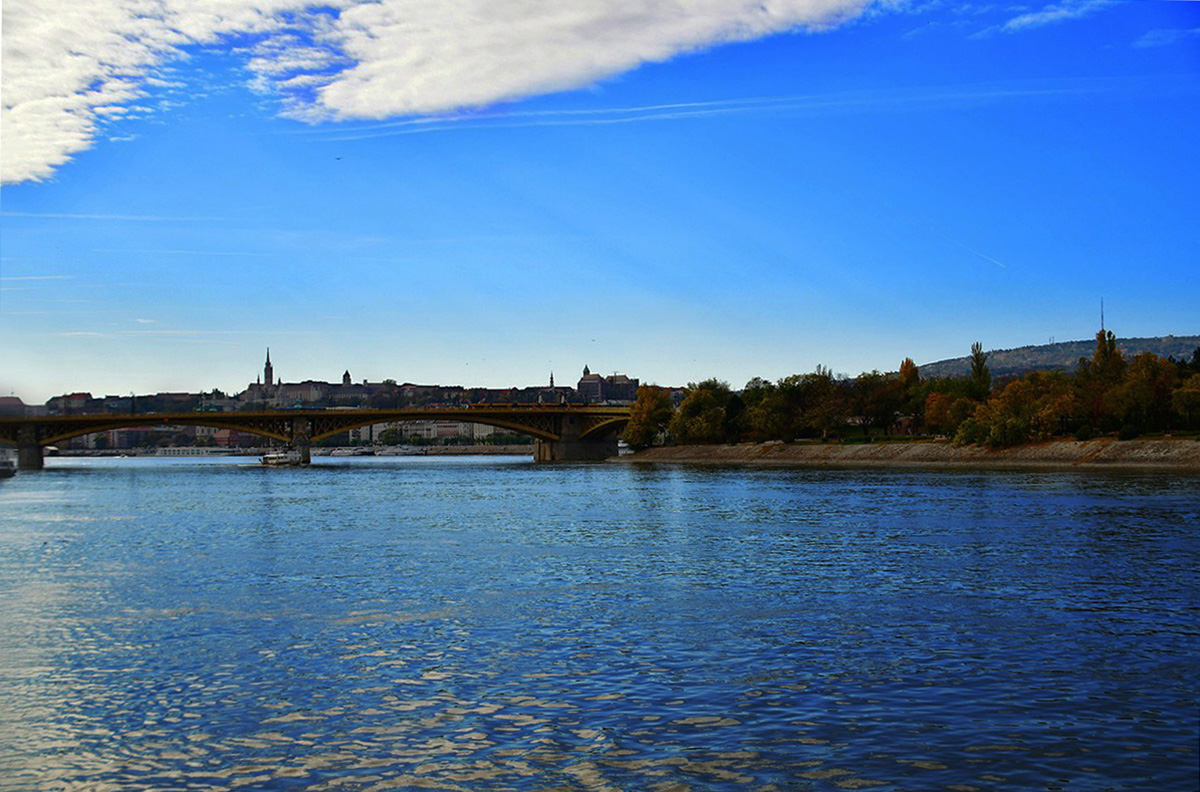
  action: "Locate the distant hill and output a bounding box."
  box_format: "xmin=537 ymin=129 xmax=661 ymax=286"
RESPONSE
xmin=918 ymin=335 xmax=1200 ymax=380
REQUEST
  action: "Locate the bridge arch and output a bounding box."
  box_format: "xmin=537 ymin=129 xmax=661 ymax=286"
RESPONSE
xmin=0 ymin=405 xmax=630 ymax=469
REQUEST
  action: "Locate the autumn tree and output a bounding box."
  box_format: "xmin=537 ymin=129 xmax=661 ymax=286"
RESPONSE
xmin=924 ymin=391 xmax=975 ymax=436
xmin=1092 ymin=329 xmax=1126 ymax=381
xmin=622 ymin=386 xmax=675 ymax=450
xmin=898 ymin=357 xmax=919 ymax=391
xmin=1075 ymin=329 xmax=1128 ymax=431
xmin=852 ymin=371 xmax=904 ymax=435
xmin=896 ymin=357 xmax=925 ymax=426
xmin=955 ymin=371 xmax=1074 ymax=448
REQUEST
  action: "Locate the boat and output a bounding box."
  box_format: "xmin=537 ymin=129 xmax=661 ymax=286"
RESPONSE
xmin=260 ymin=449 xmax=303 ymax=466
xmin=0 ymin=449 xmax=16 ymax=478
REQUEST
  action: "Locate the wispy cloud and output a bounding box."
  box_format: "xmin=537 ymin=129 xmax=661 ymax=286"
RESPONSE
xmin=303 ymin=76 xmax=1174 ymax=142
xmin=0 ymin=211 xmax=229 ymax=222
xmin=0 ymin=275 xmax=73 ymax=281
xmin=1003 ymin=0 xmax=1116 ymax=32
xmin=118 ymin=329 xmax=250 ymax=336
xmin=52 ymin=328 xmax=312 ymax=341
xmin=937 ymin=232 xmax=1008 ymax=270
xmin=1134 ymin=27 xmax=1200 ymax=49
xmin=92 ymin=248 xmax=274 ymax=257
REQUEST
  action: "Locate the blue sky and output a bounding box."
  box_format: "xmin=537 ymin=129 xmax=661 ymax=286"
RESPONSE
xmin=2 ymin=0 xmax=1198 ymax=402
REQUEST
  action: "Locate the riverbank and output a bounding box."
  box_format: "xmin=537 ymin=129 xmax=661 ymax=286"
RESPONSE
xmin=623 ymin=437 xmax=1200 ymax=471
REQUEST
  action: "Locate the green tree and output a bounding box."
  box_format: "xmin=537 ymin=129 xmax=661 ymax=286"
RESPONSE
xmin=1108 ymin=353 xmax=1178 ymax=435
xmin=1171 ymin=373 xmax=1200 ymax=429
xmin=797 ymin=366 xmax=847 ymax=439
xmin=723 ymin=393 xmax=745 ymax=444
xmin=742 ymin=378 xmax=788 ymax=442
xmin=669 ymin=379 xmax=733 ymax=445
xmin=622 ymin=386 xmax=675 ymax=450
xmin=969 ymin=342 xmax=991 ymax=400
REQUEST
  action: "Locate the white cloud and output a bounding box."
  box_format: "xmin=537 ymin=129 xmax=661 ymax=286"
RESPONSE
xmin=2 ymin=0 xmax=878 ymax=184
xmin=1002 ymin=0 xmax=1116 ymax=32
xmin=1 ymin=0 xmax=350 ymax=184
xmin=310 ymin=0 xmax=877 ymax=121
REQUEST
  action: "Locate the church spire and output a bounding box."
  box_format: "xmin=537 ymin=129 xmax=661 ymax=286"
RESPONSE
xmin=264 ymin=348 xmax=274 ymax=388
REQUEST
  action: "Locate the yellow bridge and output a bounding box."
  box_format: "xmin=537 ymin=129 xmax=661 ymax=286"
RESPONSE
xmin=0 ymin=405 xmax=631 ymax=470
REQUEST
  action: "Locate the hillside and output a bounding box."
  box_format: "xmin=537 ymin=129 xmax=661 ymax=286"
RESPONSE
xmin=918 ymin=335 xmax=1200 ymax=380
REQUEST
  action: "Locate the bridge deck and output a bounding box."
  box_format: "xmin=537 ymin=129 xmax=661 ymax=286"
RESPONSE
xmin=0 ymin=405 xmax=631 ymax=467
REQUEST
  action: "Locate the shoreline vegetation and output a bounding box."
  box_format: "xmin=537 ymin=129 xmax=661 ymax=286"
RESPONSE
xmin=622 ymin=437 xmax=1200 ymax=471
xmin=622 ymin=331 xmax=1200 ymax=465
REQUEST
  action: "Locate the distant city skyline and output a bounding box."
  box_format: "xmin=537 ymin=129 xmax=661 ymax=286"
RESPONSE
xmin=3 ymin=0 xmax=1198 ymax=402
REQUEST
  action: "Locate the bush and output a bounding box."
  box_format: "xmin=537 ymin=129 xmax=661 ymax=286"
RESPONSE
xmin=953 ymin=417 xmax=985 ymax=446
xmin=985 ymin=417 xmax=1029 ymax=449
xmin=1118 ymin=424 xmax=1141 ymax=441
xmin=1074 ymin=424 xmax=1095 ymax=441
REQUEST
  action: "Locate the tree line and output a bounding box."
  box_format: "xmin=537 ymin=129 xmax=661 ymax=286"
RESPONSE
xmin=623 ymin=331 xmax=1200 ymax=450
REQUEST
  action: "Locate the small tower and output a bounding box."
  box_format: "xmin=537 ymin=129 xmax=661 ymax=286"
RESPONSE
xmin=264 ymin=348 xmax=274 ymax=388
xmin=550 ymin=372 xmax=555 ymax=388
xmin=343 ymin=370 xmax=352 ymax=386
xmin=583 ymin=364 xmax=590 ymax=376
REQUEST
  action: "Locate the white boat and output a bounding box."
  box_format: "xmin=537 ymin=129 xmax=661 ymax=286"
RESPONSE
xmin=261 ymin=449 xmax=303 ymax=466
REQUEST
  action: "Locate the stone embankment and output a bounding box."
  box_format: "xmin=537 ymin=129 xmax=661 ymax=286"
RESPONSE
xmin=623 ymin=438 xmax=1200 ymax=471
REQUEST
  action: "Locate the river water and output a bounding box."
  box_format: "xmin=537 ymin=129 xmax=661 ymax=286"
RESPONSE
xmin=0 ymin=456 xmax=1196 ymax=791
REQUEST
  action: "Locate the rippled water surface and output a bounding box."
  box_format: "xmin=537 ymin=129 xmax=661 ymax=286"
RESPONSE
xmin=1 ymin=456 xmax=1197 ymax=791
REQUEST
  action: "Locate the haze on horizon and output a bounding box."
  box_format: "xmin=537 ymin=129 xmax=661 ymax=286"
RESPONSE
xmin=2 ymin=0 xmax=1198 ymax=403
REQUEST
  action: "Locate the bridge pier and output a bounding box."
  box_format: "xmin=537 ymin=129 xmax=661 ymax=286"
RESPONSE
xmin=17 ymin=425 xmax=43 ymax=471
xmin=534 ymin=415 xmax=618 ymax=462
xmin=290 ymin=417 xmax=312 ymax=465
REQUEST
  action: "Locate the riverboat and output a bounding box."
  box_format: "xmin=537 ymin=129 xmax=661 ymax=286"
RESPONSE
xmin=261 ymin=449 xmax=303 ymax=466
xmin=329 ymin=447 xmax=376 ymax=456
